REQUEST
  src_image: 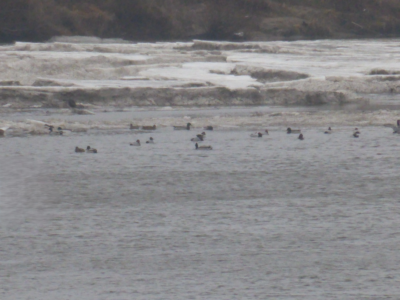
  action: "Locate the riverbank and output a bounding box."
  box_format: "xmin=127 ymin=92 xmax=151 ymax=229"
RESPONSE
xmin=1 ymin=0 xmax=400 ymax=43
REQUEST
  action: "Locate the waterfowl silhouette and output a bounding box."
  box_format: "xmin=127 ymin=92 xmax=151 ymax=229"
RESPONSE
xmin=46 ymin=124 xmax=63 ymax=135
xmin=86 ymin=146 xmax=97 ymax=153
xmin=204 ymin=126 xmax=213 ymax=130
xmin=75 ymin=146 xmax=85 ymax=153
xmin=146 ymin=137 xmax=154 ymax=144
xmin=174 ymin=123 xmax=192 ymax=130
xmin=130 ymin=124 xmax=139 ymax=130
xmin=264 ymin=129 xmax=269 ymax=135
xmin=195 ymin=143 xmax=212 ymax=150
xmin=287 ymin=127 xmax=301 ymax=134
xmin=142 ymin=125 xmax=156 ymax=130
xmin=324 ymin=127 xmax=332 ymax=134
xmin=197 ymin=132 xmax=206 ymax=139
xmin=353 ymin=132 xmax=360 ymax=138
xmin=250 ymin=132 xmax=263 ymax=138
xmin=130 ymin=140 xmax=141 ymax=146
xmin=191 ymin=135 xmax=203 ymax=142
xmin=298 ymin=133 xmax=304 ymax=140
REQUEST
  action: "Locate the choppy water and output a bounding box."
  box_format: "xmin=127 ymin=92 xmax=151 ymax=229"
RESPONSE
xmin=1 ymin=115 xmax=400 ymax=299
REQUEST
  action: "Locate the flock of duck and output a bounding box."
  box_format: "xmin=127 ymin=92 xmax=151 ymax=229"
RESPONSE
xmin=1 ymin=119 xmax=395 ymax=151
xmin=72 ymin=120 xmax=400 ymax=153
xmin=128 ymin=123 xmax=213 ymax=151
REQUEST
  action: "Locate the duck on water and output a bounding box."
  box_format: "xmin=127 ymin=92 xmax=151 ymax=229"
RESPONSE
xmin=130 ymin=140 xmax=141 ymax=146
xmin=250 ymin=132 xmax=263 ymax=138
xmin=287 ymin=128 xmax=301 ymax=134
xmin=174 ymin=123 xmax=191 ymax=130
xmin=142 ymin=125 xmax=156 ymax=130
xmin=46 ymin=124 xmax=63 ymax=135
xmin=86 ymin=146 xmax=97 ymax=153
xmin=75 ymin=146 xmax=85 ymax=153
xmin=191 ymin=132 xmax=206 ymax=141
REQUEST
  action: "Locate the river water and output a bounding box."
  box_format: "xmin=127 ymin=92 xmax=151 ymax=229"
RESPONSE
xmin=1 ymin=38 xmax=400 ymax=299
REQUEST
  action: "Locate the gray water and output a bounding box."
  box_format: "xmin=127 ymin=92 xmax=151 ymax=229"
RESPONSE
xmin=1 ymin=122 xmax=400 ymax=299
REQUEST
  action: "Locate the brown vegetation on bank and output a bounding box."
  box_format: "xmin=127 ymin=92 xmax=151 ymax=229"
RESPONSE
xmin=1 ymin=0 xmax=400 ymax=42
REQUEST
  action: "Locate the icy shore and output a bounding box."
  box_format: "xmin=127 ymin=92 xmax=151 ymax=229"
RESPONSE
xmin=1 ymin=38 xmax=399 ymax=110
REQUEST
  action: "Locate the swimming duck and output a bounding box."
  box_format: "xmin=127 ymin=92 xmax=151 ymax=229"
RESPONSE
xmin=353 ymin=132 xmax=360 ymax=138
xmin=324 ymin=127 xmax=332 ymax=134
xmin=204 ymin=126 xmax=213 ymax=130
xmin=75 ymin=146 xmax=85 ymax=153
xmin=146 ymin=137 xmax=154 ymax=144
xmin=264 ymin=129 xmax=269 ymax=135
xmin=141 ymin=125 xmax=156 ymax=130
xmin=250 ymin=132 xmax=263 ymax=138
xmin=191 ymin=135 xmax=203 ymax=142
xmin=197 ymin=132 xmax=206 ymax=139
xmin=174 ymin=123 xmax=191 ymax=130
xmin=287 ymin=128 xmax=301 ymax=134
xmin=195 ymin=142 xmax=212 ymax=150
xmin=130 ymin=139 xmax=141 ymax=146
xmin=46 ymin=124 xmax=63 ymax=135
xmin=354 ymin=128 xmax=360 ymax=135
xmin=130 ymin=124 xmax=139 ymax=130
xmin=86 ymin=146 xmax=97 ymax=153
xmin=298 ymin=134 xmax=304 ymax=140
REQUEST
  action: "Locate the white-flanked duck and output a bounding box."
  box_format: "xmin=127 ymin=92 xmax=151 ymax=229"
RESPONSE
xmin=298 ymin=133 xmax=304 ymax=140
xmin=191 ymin=135 xmax=204 ymax=142
xmin=195 ymin=143 xmax=212 ymax=150
xmin=86 ymin=146 xmax=98 ymax=153
xmin=287 ymin=127 xmax=301 ymax=134
xmin=130 ymin=124 xmax=139 ymax=130
xmin=75 ymin=146 xmax=85 ymax=153
xmin=146 ymin=137 xmax=154 ymax=144
xmin=250 ymin=132 xmax=263 ymax=138
xmin=174 ymin=123 xmax=191 ymax=130
xmin=142 ymin=125 xmax=156 ymax=130
xmin=130 ymin=140 xmax=141 ymax=146
xmin=324 ymin=127 xmax=332 ymax=134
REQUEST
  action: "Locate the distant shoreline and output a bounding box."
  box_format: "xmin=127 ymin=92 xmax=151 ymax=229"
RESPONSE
xmin=1 ymin=1 xmax=399 ymax=43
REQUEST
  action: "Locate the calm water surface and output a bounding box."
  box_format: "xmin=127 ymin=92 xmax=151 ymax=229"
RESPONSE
xmin=1 ymin=124 xmax=400 ymax=299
